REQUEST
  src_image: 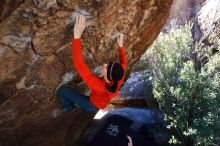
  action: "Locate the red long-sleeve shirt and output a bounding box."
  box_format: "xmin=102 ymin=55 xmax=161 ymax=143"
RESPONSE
xmin=72 ymin=38 xmax=126 ymax=109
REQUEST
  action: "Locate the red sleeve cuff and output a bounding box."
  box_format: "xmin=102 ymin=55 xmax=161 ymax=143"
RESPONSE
xmin=72 ymin=38 xmax=81 ymax=41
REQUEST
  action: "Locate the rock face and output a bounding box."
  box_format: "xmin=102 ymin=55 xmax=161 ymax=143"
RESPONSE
xmin=0 ymin=0 xmax=172 ymax=145
xmin=198 ymin=0 xmax=220 ymax=35
xmin=119 ymin=70 xmax=153 ymax=99
xmin=0 ymin=0 xmax=24 ymax=22
xmin=164 ymin=0 xmax=205 ymax=30
xmin=163 ymin=0 xmax=220 ymax=40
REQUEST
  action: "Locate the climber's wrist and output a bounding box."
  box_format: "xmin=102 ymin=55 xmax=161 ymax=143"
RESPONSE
xmin=118 ymin=46 xmax=124 ymax=49
xmin=74 ymin=33 xmax=81 ymax=39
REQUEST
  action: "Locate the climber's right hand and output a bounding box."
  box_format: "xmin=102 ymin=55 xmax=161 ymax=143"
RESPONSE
xmin=74 ymin=15 xmax=86 ymax=39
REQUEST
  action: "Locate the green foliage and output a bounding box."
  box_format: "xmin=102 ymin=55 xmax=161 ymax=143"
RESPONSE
xmin=145 ymin=22 xmax=220 ymax=145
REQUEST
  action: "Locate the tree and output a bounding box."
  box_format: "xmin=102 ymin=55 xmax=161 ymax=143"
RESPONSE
xmin=145 ymin=22 xmax=220 ymax=145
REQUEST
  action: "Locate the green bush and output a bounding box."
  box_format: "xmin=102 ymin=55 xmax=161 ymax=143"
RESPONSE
xmin=145 ymin=22 xmax=220 ymax=145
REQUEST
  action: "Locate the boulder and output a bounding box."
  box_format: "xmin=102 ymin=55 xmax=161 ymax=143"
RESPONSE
xmin=198 ymin=0 xmax=220 ymax=35
xmin=164 ymin=0 xmax=205 ymax=30
xmin=0 ymin=0 xmax=173 ymax=145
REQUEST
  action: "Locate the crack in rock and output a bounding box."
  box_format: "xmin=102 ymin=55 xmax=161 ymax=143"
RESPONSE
xmin=1 ymin=34 xmax=32 ymax=53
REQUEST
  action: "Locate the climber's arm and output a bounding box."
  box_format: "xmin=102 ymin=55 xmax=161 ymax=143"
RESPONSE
xmin=72 ymin=39 xmax=103 ymax=90
xmin=117 ymin=33 xmax=126 ymax=69
xmin=118 ymin=47 xmax=126 ymax=70
xmin=72 ymin=15 xmax=104 ymax=91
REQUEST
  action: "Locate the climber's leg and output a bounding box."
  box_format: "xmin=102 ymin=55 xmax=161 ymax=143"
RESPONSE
xmin=57 ymin=86 xmax=77 ymax=112
xmin=56 ymin=86 xmax=98 ymax=112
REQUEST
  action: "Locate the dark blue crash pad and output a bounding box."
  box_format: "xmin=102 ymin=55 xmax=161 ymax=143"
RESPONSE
xmin=87 ymin=115 xmax=159 ymax=146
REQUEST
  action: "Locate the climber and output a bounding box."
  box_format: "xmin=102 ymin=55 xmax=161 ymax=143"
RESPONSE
xmin=56 ymin=15 xmax=126 ymax=112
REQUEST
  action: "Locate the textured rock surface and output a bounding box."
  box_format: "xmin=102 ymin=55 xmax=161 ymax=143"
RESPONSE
xmin=119 ymin=70 xmax=152 ymax=99
xmin=164 ymin=0 xmax=205 ymax=30
xmin=198 ymin=0 xmax=220 ymax=35
xmin=163 ymin=0 xmax=220 ymax=40
xmin=0 ymin=0 xmax=24 ymax=22
xmin=0 ymin=0 xmax=172 ymax=145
